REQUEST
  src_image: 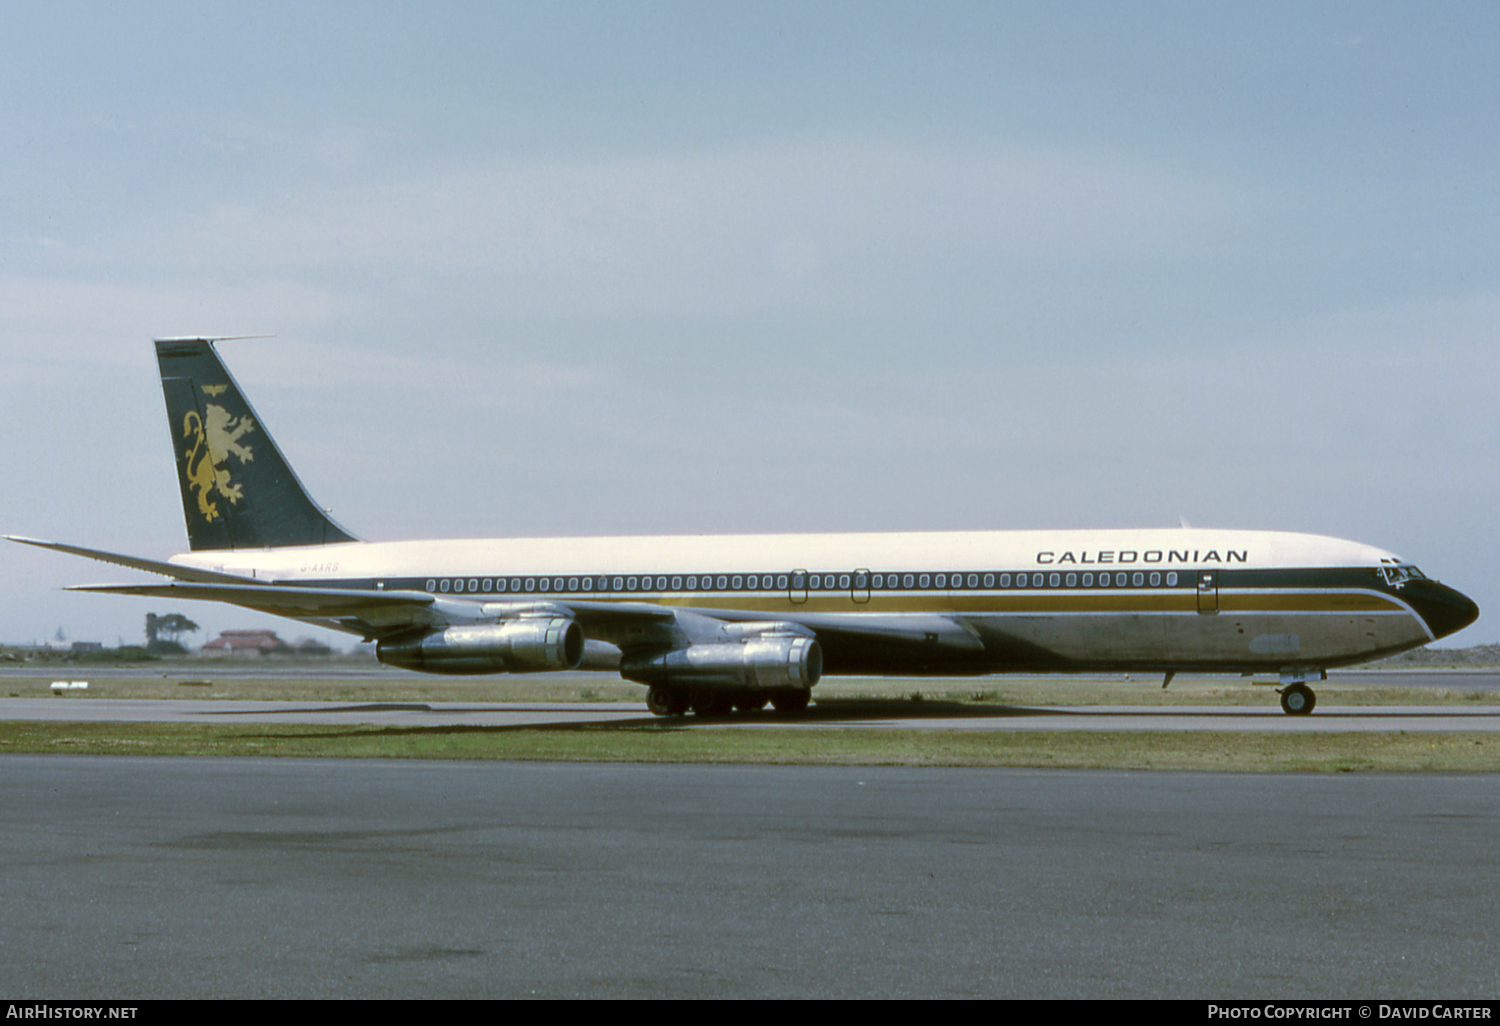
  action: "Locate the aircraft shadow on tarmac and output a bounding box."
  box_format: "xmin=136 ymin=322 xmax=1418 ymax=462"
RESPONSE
xmin=202 ymin=697 xmax=1500 ymax=733
xmin=205 ymin=697 xmax=1070 ymax=728
xmin=794 ymin=699 xmax=1500 ymax=721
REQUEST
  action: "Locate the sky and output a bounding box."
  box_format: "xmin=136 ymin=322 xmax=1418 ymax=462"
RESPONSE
xmin=2 ymin=1 xmax=1496 ymax=650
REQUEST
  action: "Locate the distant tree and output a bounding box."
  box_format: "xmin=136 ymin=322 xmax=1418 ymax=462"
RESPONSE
xmin=157 ymin=614 xmax=199 ymax=645
xmin=145 ymin=613 xmax=200 ymax=654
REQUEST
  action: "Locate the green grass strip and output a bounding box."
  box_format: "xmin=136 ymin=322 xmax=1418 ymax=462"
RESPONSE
xmin=4 ymin=720 xmax=1500 ymax=771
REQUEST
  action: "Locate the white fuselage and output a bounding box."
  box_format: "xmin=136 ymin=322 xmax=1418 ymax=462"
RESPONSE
xmin=170 ymin=527 xmax=1444 ymax=675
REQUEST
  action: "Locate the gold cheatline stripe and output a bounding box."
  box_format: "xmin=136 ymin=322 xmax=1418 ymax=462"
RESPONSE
xmin=506 ymin=590 xmax=1407 ymax=616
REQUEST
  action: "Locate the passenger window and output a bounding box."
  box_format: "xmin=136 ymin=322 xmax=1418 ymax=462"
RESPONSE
xmin=1066 ymin=573 xmax=1076 ymax=587
xmin=983 ymin=574 xmax=993 ymax=588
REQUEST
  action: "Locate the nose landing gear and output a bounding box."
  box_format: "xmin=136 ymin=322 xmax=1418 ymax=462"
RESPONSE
xmin=1276 ymin=669 xmax=1324 ymax=715
xmin=1277 ymin=682 xmax=1317 ymax=715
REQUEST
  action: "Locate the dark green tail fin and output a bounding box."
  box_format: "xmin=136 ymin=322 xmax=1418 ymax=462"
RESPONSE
xmin=155 ymin=338 xmax=358 ymax=551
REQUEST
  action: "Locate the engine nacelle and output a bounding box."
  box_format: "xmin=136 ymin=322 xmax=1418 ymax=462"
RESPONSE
xmin=620 ymin=635 xmax=822 ymax=691
xmin=377 ymin=618 xmax=584 ymax=675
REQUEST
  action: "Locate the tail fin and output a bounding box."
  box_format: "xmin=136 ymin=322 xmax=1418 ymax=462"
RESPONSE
xmin=155 ymin=337 xmax=358 ymax=550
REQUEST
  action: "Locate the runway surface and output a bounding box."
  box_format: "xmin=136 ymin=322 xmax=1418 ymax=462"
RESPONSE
xmin=2 ymin=756 xmax=1497 ymax=999
xmin=6 ymin=696 xmax=1500 ymax=732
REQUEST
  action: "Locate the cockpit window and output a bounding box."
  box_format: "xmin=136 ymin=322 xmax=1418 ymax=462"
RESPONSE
xmin=1378 ymin=564 xmax=1426 ymax=587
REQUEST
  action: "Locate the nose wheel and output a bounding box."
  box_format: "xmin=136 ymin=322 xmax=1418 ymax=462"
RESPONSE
xmin=1278 ymin=683 xmax=1316 ymax=715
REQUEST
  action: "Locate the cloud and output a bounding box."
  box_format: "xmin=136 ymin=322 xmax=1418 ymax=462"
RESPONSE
xmin=107 ymin=136 xmax=1254 ymax=320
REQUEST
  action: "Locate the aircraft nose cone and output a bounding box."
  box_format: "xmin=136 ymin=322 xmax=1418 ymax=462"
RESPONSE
xmin=1410 ymin=581 xmax=1480 ymax=641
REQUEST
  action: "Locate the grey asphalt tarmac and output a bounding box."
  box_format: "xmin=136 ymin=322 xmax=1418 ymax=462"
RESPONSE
xmin=2 ymin=756 xmax=1500 ymax=996
xmin=4 ymin=671 xmax=1498 ymax=998
xmin=2 ymin=756 xmax=1498 ymax=999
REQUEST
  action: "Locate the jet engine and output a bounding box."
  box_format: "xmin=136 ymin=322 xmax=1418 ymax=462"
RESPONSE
xmin=620 ymin=631 xmax=822 ymax=691
xmin=377 ymin=617 xmax=584 ymax=675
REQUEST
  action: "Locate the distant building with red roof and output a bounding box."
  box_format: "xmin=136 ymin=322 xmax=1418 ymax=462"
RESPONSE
xmin=201 ymin=630 xmax=292 ymax=657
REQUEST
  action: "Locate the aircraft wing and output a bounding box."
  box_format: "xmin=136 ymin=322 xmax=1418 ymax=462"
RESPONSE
xmin=62 ymin=577 xmax=969 ymax=670
xmin=66 ymin=582 xmax=442 ymax=634
xmin=24 ymin=534 xmax=980 ymax=665
xmin=64 ymin=581 xmax=683 ymax=642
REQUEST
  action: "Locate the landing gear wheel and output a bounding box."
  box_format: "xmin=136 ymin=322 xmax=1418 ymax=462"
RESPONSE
xmin=646 ymin=686 xmax=688 ymax=717
xmin=691 ymin=692 xmax=735 ymax=717
xmin=734 ymin=693 xmax=769 ymax=713
xmin=770 ymin=689 xmax=811 ymax=714
xmin=1279 ymin=683 xmax=1316 ymax=716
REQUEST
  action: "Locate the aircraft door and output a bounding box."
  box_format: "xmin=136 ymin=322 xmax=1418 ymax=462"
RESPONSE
xmin=852 ymin=569 xmax=871 ymax=604
xmin=789 ymin=570 xmax=808 ymax=605
xmin=1196 ymin=570 xmax=1219 ymax=615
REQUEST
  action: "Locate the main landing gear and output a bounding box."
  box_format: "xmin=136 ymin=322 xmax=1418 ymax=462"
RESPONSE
xmin=645 ymin=685 xmax=810 ymax=717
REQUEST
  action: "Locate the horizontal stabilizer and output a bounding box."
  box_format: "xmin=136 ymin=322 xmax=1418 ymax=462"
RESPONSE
xmin=7 ymin=536 xmax=255 ymax=585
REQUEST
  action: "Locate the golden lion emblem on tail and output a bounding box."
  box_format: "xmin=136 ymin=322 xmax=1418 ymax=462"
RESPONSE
xmin=183 ymin=398 xmax=256 ymax=522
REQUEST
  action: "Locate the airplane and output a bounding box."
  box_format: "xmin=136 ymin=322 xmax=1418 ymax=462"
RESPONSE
xmin=10 ymin=337 xmax=1479 ymax=716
